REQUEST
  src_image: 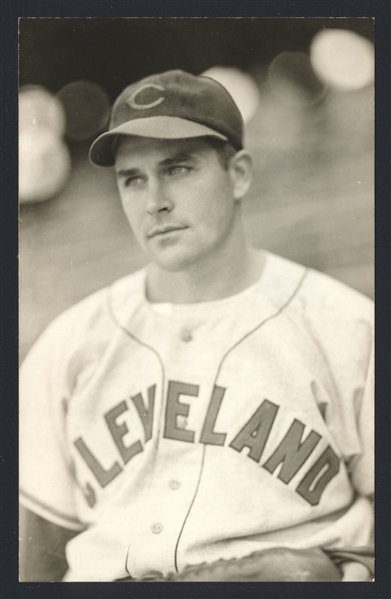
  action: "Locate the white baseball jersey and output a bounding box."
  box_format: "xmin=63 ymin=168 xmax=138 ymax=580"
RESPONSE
xmin=19 ymin=251 xmax=374 ymax=582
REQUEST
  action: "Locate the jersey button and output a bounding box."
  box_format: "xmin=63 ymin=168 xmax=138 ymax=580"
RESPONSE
xmin=169 ymin=479 xmax=181 ymax=490
xmin=181 ymin=328 xmax=193 ymax=342
xmin=151 ymin=522 xmax=163 ymax=534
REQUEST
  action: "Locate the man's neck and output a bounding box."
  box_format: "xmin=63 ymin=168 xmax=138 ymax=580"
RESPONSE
xmin=146 ymin=240 xmax=266 ymax=305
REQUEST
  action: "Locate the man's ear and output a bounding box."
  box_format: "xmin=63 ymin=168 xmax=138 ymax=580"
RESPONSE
xmin=228 ymin=150 xmax=253 ymax=201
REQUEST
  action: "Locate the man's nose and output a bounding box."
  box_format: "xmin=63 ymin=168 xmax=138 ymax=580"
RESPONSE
xmin=146 ymin=180 xmax=174 ymax=214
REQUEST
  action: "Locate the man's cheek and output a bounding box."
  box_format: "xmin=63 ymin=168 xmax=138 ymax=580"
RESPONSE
xmin=133 ymin=227 xmax=146 ymax=249
xmin=123 ymin=207 xmax=139 ymax=230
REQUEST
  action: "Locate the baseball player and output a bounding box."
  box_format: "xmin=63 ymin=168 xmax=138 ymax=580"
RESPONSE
xmin=19 ymin=70 xmax=374 ymax=582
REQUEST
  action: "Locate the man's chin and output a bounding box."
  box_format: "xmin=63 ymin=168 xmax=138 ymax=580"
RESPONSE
xmin=149 ymin=250 xmax=200 ymax=273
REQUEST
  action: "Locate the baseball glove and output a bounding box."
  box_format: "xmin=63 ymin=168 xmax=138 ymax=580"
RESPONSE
xmin=132 ymin=547 xmax=343 ymax=582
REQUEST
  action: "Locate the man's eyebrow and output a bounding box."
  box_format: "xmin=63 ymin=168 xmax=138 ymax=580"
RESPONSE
xmin=160 ymin=152 xmax=198 ymax=166
xmin=115 ymin=167 xmax=140 ymax=178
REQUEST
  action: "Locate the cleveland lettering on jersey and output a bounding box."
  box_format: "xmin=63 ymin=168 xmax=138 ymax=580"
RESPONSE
xmin=74 ymin=380 xmax=340 ymax=508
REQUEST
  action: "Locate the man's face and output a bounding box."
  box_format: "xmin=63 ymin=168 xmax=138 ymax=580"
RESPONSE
xmin=115 ymin=136 xmax=242 ymax=272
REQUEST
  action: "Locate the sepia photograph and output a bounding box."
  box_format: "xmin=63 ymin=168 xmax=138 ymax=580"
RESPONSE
xmin=17 ymin=16 xmax=375 ymax=584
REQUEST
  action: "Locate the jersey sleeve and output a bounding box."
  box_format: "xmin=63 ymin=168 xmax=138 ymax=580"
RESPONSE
xmin=19 ymin=316 xmax=84 ymax=532
xmin=298 ymin=270 xmax=374 ymax=499
xmin=348 ymin=342 xmax=374 ymax=498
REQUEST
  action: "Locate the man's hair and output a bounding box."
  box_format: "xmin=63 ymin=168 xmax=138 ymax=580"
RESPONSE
xmin=203 ymin=137 xmax=237 ymax=170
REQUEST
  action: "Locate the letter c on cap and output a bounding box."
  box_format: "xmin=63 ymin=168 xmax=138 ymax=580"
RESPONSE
xmin=127 ymin=84 xmax=165 ymax=110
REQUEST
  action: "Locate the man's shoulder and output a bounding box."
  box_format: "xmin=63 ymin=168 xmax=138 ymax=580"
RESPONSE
xmin=302 ymin=264 xmax=373 ymax=324
xmin=305 ymin=267 xmax=373 ymax=314
xmin=267 ymin=251 xmax=371 ymax=303
xmin=37 ymin=268 xmax=147 ymax=346
xmin=263 ymin=251 xmax=373 ymax=325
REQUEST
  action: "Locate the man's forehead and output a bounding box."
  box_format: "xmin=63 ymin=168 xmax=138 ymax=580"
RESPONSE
xmin=114 ymin=136 xmax=210 ymax=166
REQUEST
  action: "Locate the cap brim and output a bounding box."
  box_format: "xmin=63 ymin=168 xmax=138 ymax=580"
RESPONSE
xmin=89 ymin=116 xmax=229 ymax=167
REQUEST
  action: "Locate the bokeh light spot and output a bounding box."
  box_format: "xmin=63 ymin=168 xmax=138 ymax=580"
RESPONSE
xmin=19 ymin=127 xmax=71 ymax=203
xmin=19 ymin=85 xmax=66 ymax=135
xmin=268 ymin=52 xmax=327 ymax=107
xmin=310 ymin=29 xmax=374 ymax=91
xmin=202 ymin=67 xmax=261 ymax=124
xmin=56 ymin=80 xmax=111 ymax=142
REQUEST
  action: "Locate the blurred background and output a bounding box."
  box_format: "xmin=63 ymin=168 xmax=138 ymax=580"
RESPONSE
xmin=19 ymin=18 xmax=374 ymax=362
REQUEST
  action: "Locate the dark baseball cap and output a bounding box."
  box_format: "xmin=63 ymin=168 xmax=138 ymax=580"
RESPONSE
xmin=89 ymin=70 xmax=244 ymax=167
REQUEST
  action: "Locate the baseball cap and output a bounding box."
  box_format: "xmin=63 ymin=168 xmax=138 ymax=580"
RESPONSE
xmin=89 ymin=70 xmax=244 ymax=167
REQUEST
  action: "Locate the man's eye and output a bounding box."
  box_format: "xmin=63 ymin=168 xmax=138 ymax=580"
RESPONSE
xmin=123 ymin=176 xmax=143 ymax=188
xmin=167 ymin=166 xmax=189 ymax=177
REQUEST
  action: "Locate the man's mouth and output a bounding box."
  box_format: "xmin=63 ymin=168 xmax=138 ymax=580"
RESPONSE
xmin=148 ymin=225 xmax=188 ymax=239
